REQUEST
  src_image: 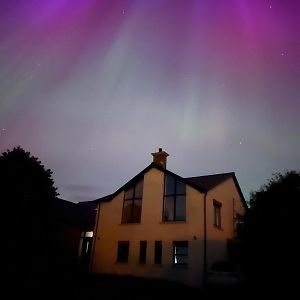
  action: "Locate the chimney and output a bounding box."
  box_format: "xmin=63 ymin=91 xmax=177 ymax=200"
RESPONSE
xmin=151 ymin=148 xmax=169 ymax=169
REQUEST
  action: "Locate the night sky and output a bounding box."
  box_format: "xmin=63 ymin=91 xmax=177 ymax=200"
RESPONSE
xmin=1 ymin=0 xmax=299 ymax=203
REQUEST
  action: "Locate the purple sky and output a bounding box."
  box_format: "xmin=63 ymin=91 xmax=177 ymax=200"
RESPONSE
xmin=1 ymin=0 xmax=299 ymax=203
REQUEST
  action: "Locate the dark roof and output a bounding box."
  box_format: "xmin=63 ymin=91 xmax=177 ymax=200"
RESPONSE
xmin=50 ymin=198 xmax=98 ymax=228
xmin=94 ymin=164 xmax=247 ymax=209
xmin=185 ymin=172 xmax=235 ymax=190
xmin=186 ymin=172 xmax=247 ymax=208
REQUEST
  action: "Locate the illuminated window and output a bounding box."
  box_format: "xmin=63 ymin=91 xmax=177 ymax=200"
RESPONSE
xmin=173 ymin=241 xmax=188 ymax=265
xmin=154 ymin=241 xmax=162 ymax=264
xmin=213 ymin=200 xmax=222 ymax=227
xmin=117 ymin=241 xmax=129 ymax=263
xmin=122 ymin=178 xmax=143 ymax=223
xmin=139 ymin=241 xmax=147 ymax=264
xmin=163 ymin=174 xmax=186 ymax=221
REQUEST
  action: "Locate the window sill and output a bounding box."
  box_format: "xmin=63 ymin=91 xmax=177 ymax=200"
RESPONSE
xmin=119 ymin=222 xmax=141 ymax=225
xmin=160 ymin=221 xmax=186 ymax=224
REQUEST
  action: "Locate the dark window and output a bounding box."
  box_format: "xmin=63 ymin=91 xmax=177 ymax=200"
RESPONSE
xmin=117 ymin=241 xmax=129 ymax=263
xmin=154 ymin=241 xmax=162 ymax=264
xmin=173 ymin=241 xmax=188 ymax=265
xmin=163 ymin=174 xmax=186 ymax=221
xmin=139 ymin=241 xmax=147 ymax=264
xmin=213 ymin=200 xmax=222 ymax=227
xmin=122 ymin=179 xmax=143 ymax=223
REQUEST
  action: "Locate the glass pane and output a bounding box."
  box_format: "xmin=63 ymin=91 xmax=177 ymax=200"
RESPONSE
xmin=132 ymin=199 xmax=142 ymax=223
xmin=174 ymin=254 xmax=188 ymax=265
xmin=175 ymin=195 xmax=186 ymax=221
xmin=175 ymin=246 xmax=188 ymax=256
xmin=122 ymin=200 xmax=133 ymax=223
xmin=125 ymin=187 xmax=134 ymax=199
xmin=163 ymin=196 xmax=174 ymax=221
xmin=176 ymin=180 xmax=186 ymax=194
xmin=165 ymin=174 xmax=175 ymax=195
xmin=135 ymin=179 xmax=143 ymax=198
xmin=117 ymin=242 xmax=129 ymax=263
xmin=154 ymin=241 xmax=162 ymax=264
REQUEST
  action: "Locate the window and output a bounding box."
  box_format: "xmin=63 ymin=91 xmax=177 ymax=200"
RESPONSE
xmin=117 ymin=241 xmax=129 ymax=263
xmin=122 ymin=178 xmax=143 ymax=223
xmin=213 ymin=200 xmax=222 ymax=227
xmin=173 ymin=241 xmax=188 ymax=265
xmin=235 ymin=213 xmax=243 ymax=236
xmin=163 ymin=174 xmax=186 ymax=221
xmin=154 ymin=241 xmax=162 ymax=264
xmin=139 ymin=241 xmax=147 ymax=264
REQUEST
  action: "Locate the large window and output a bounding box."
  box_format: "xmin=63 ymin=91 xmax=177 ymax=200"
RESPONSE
xmin=213 ymin=200 xmax=222 ymax=228
xmin=122 ymin=178 xmax=143 ymax=223
xmin=117 ymin=241 xmax=129 ymax=263
xmin=163 ymin=174 xmax=186 ymax=221
xmin=154 ymin=241 xmax=162 ymax=264
xmin=173 ymin=241 xmax=188 ymax=265
xmin=139 ymin=241 xmax=147 ymax=264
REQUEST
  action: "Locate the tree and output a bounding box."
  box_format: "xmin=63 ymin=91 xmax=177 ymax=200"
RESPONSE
xmin=240 ymin=170 xmax=300 ymax=292
xmin=0 ymin=146 xmax=58 ymax=287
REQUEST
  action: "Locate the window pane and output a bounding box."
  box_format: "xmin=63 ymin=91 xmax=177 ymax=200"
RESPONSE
xmin=214 ymin=205 xmax=221 ymax=227
xmin=135 ymin=179 xmax=143 ymax=198
xmin=174 ymin=254 xmax=188 ymax=265
xmin=174 ymin=246 xmax=188 ymax=256
xmin=154 ymin=241 xmax=162 ymax=264
xmin=175 ymin=195 xmax=186 ymax=221
xmin=163 ymin=196 xmax=174 ymax=221
xmin=173 ymin=242 xmax=188 ymax=265
xmin=125 ymin=187 xmax=134 ymax=199
xmin=176 ymin=180 xmax=186 ymax=194
xmin=165 ymin=174 xmax=175 ymax=195
xmin=139 ymin=241 xmax=147 ymax=264
xmin=117 ymin=241 xmax=129 ymax=263
xmin=122 ymin=200 xmax=133 ymax=223
xmin=132 ymin=199 xmax=142 ymax=223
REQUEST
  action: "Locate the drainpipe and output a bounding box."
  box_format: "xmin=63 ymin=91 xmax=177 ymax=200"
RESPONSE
xmin=203 ymin=192 xmax=208 ymax=287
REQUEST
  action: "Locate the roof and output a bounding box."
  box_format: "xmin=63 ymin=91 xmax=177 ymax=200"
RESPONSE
xmin=94 ymin=163 xmax=247 ymax=209
xmin=185 ymin=172 xmax=235 ymax=190
xmin=186 ymin=172 xmax=248 ymax=208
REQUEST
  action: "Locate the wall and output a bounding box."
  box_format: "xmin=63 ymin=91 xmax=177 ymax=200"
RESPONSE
xmin=205 ymin=177 xmax=246 ymax=270
xmin=91 ymin=169 xmax=245 ymax=287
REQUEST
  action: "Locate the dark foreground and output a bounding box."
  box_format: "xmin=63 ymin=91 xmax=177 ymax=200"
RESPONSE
xmin=7 ymin=272 xmax=248 ymax=300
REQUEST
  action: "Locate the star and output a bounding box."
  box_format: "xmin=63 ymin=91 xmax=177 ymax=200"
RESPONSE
xmin=239 ymin=142 xmax=242 ymax=145
xmin=122 ymin=10 xmax=126 ymax=15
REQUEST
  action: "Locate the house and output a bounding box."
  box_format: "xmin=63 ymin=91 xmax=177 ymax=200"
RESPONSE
xmin=49 ymin=198 xmax=98 ymax=271
xmin=90 ymin=148 xmax=247 ymax=288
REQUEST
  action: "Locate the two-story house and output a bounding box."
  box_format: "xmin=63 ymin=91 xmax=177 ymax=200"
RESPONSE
xmin=90 ymin=148 xmax=247 ymax=288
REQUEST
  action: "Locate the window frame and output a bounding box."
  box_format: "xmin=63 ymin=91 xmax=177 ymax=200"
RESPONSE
xmin=154 ymin=241 xmax=162 ymax=264
xmin=213 ymin=200 xmax=222 ymax=228
xmin=162 ymin=174 xmax=186 ymax=222
xmin=121 ymin=178 xmax=143 ymax=224
xmin=117 ymin=241 xmax=130 ymax=263
xmin=173 ymin=241 xmax=188 ymax=266
xmin=139 ymin=241 xmax=147 ymax=264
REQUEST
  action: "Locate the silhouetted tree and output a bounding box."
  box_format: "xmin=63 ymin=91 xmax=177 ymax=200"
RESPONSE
xmin=240 ymin=170 xmax=300 ymax=293
xmin=0 ymin=146 xmax=58 ymax=289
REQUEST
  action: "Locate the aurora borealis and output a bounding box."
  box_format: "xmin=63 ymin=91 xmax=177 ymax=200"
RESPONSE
xmin=0 ymin=0 xmax=299 ymax=202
